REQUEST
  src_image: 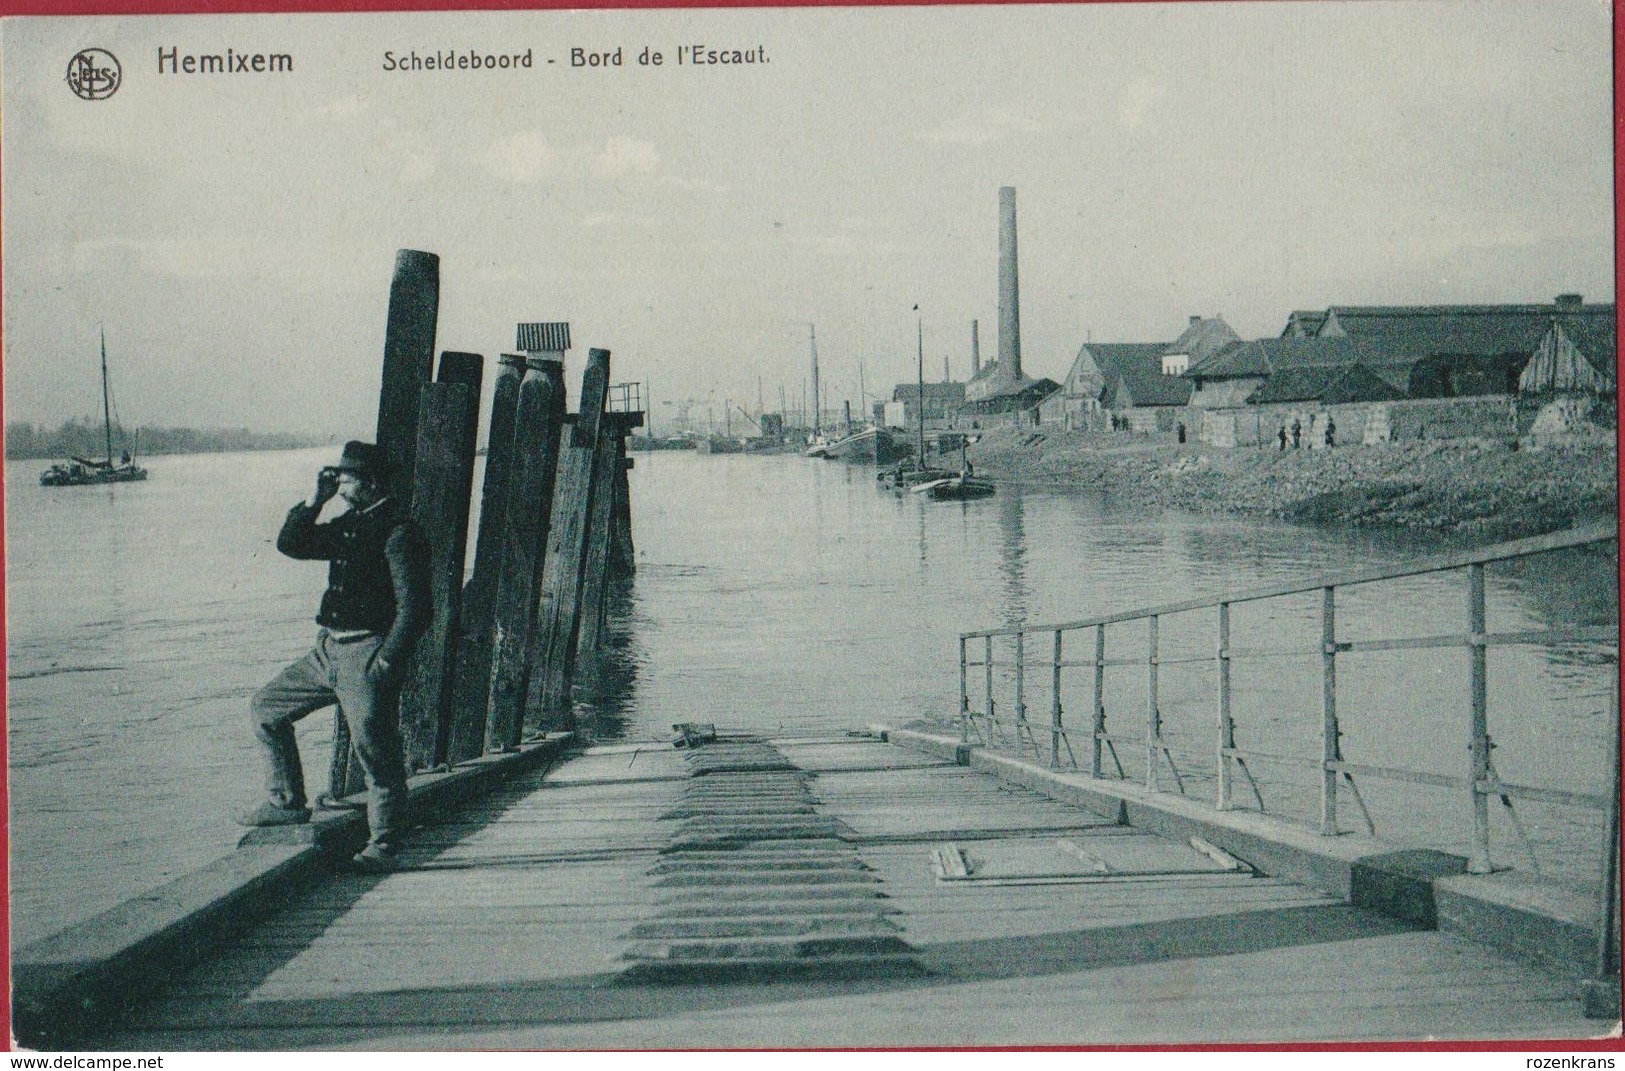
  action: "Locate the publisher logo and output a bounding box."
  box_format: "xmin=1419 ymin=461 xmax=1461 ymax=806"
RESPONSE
xmin=67 ymin=49 xmax=121 ymax=100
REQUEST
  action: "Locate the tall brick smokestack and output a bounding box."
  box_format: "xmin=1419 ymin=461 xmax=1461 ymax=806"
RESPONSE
xmin=971 ymin=320 xmax=981 ymax=375
xmin=998 ymin=187 xmax=1021 ymax=383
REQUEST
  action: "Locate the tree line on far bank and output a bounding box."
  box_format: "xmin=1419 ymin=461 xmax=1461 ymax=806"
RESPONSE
xmin=4 ymin=418 xmax=328 ymax=460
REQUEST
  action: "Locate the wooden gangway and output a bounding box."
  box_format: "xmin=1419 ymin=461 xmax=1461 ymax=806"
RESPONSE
xmin=77 ymin=732 xmax=1604 ymax=1050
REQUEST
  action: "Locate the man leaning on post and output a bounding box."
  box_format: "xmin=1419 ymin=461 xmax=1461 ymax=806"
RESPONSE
xmin=238 ymin=440 xmax=430 ymax=874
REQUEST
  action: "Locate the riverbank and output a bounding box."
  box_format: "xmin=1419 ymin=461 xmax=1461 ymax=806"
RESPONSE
xmin=966 ymin=426 xmax=1618 ymax=540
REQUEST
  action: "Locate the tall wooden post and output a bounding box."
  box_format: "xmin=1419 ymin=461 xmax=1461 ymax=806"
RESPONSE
xmin=376 ymin=249 xmax=442 ymax=503
xmin=575 ymin=421 xmax=622 ymax=660
xmin=531 ymin=349 xmax=612 ymax=733
xmin=399 ymin=352 xmax=483 ymax=772
xmin=331 ymin=248 xmax=440 ymax=801
xmin=446 ymin=354 xmax=526 ymax=765
xmin=608 ymin=432 xmax=637 ymax=579
xmin=484 ymin=357 xmax=567 ymax=752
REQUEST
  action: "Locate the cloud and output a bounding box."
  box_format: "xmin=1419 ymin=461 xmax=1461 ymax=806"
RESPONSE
xmin=594 ymin=136 xmax=660 ymax=178
xmin=69 ymin=237 xmax=241 ymax=280
xmin=398 ymin=151 xmax=437 ymax=185
xmin=315 ymin=95 xmax=370 ymax=119
xmin=1117 ymin=77 xmax=1168 ymax=130
xmin=660 ymin=174 xmax=733 ymax=195
xmin=481 ymin=130 xmax=557 ymax=184
xmin=917 ymin=107 xmax=1048 ymax=147
xmin=581 ymin=211 xmax=658 ymax=229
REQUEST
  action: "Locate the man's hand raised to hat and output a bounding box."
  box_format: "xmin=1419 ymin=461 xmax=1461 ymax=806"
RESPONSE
xmin=310 ymin=466 xmax=340 ymax=508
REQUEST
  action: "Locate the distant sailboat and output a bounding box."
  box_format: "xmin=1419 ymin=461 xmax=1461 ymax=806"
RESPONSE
xmin=40 ymin=331 xmax=148 ymax=487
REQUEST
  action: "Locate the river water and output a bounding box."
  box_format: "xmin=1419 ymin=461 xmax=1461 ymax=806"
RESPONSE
xmin=5 ymin=446 xmax=1617 ymax=946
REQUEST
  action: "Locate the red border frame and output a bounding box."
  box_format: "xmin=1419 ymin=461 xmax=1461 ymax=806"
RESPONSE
xmin=0 ymin=0 xmax=1619 ymax=1056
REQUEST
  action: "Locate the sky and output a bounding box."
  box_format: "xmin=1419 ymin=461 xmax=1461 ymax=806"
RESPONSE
xmin=1 ymin=1 xmax=1615 ymax=438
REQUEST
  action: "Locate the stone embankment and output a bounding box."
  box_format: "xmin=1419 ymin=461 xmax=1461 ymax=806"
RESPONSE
xmin=966 ymin=426 xmax=1617 ymax=540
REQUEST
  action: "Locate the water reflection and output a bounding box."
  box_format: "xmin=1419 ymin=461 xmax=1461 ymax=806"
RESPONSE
xmin=573 ymin=578 xmax=639 ymax=741
xmin=995 ymin=489 xmax=1030 ymax=629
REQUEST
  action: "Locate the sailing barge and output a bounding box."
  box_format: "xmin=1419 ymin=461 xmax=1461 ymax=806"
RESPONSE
xmin=40 ymin=331 xmax=147 ymax=487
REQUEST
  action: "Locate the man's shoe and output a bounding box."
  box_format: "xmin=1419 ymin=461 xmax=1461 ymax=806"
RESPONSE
xmin=236 ymin=801 xmax=312 ymax=827
xmin=348 ymin=845 xmax=399 ymax=874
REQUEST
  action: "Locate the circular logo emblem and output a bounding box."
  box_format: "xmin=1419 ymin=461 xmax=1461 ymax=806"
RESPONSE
xmin=66 ymin=49 xmax=121 ymax=100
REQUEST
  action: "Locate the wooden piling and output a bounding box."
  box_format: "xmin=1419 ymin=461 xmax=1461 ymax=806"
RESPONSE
xmin=376 ymin=249 xmax=442 ymax=503
xmin=530 ymin=349 xmax=612 ymax=733
xmin=398 ymin=352 xmax=483 ymax=772
xmin=484 ymin=357 xmax=567 ymax=752
xmin=446 ymin=354 xmax=526 ymax=765
xmin=333 ymin=248 xmax=440 ymax=801
xmin=575 ymin=424 xmax=622 ymax=659
xmin=608 ymin=427 xmax=638 ymax=579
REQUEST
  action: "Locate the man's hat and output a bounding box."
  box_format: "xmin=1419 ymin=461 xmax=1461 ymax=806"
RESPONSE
xmin=332 ymin=440 xmax=386 ymax=478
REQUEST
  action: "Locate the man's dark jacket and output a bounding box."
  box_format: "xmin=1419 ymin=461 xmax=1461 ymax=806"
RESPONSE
xmin=276 ymin=497 xmax=430 ymax=669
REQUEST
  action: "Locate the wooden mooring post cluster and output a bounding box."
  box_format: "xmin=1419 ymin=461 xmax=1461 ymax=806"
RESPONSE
xmin=330 ymin=249 xmax=643 ymax=792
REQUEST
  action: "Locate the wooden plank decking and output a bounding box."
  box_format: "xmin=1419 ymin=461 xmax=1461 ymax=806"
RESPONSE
xmin=92 ymin=733 xmax=1601 ymax=1049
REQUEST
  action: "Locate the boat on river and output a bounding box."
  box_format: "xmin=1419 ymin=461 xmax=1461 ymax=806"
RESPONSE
xmin=877 ymin=462 xmax=950 ymax=491
xmin=695 ymin=435 xmax=746 ymax=455
xmin=912 ymin=473 xmax=996 ymax=500
xmin=40 ymin=332 xmax=148 ymax=487
xmin=822 ymin=426 xmax=911 ymax=464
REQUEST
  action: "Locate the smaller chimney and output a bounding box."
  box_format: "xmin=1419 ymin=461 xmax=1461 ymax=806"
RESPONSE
xmin=1556 ymin=293 xmax=1583 ymax=308
xmin=971 ymin=320 xmax=981 ymax=375
xmin=1189 ymin=315 xmax=1202 ymax=327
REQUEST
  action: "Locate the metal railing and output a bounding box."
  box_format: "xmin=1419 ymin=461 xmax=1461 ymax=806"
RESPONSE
xmin=958 ymin=521 xmax=1619 ymax=876
xmin=608 ymin=381 xmax=643 ymax=414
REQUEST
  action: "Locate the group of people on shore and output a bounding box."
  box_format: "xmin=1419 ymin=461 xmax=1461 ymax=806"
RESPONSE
xmin=1277 ymin=417 xmax=1336 ymax=451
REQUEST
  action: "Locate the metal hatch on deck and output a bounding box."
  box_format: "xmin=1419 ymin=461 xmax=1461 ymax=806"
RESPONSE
xmin=930 ymin=833 xmax=1250 ymax=886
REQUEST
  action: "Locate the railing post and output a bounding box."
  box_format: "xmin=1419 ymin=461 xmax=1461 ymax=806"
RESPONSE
xmin=1092 ymin=624 xmax=1105 ymax=778
xmin=1584 ymin=671 xmax=1621 ymax=1018
xmin=1321 ymin=586 xmax=1339 ymax=835
xmin=1217 ymin=601 xmax=1233 ymax=811
xmin=1014 ymin=631 xmax=1027 ymax=744
xmin=1147 ymin=615 xmax=1159 ymax=790
xmin=984 ymin=635 xmax=994 ymax=729
xmin=959 ymin=636 xmax=970 ymax=745
xmin=1467 ymin=563 xmax=1493 ymax=873
xmin=1051 ymin=629 xmax=1063 ymax=767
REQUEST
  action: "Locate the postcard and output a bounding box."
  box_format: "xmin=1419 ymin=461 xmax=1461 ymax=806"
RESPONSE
xmin=3 ymin=0 xmax=1618 ymax=1056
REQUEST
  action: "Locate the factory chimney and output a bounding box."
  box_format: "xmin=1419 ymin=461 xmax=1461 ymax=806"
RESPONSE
xmin=997 ymin=186 xmax=1021 ymax=383
xmin=971 ymin=320 xmax=981 ymax=375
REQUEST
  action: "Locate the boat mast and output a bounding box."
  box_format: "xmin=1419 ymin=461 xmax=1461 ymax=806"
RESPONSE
xmin=100 ymin=329 xmax=114 ymax=465
xmin=915 ymin=310 xmax=925 ymax=466
xmin=809 ymin=324 xmax=821 ymax=438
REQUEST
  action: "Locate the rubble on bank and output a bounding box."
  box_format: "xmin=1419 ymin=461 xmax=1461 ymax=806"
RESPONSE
xmin=965 ymin=426 xmax=1617 ymax=540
